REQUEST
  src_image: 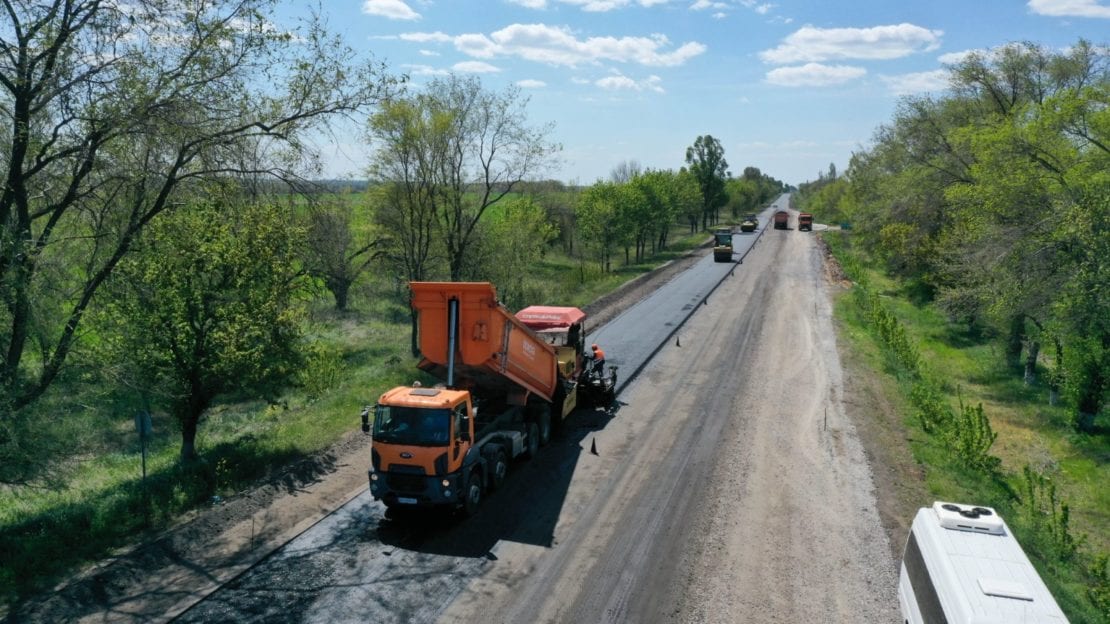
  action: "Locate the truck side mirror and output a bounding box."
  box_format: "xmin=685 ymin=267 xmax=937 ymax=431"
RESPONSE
xmin=360 ymin=405 xmax=375 ymax=434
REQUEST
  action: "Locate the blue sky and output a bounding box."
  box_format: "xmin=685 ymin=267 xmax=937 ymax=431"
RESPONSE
xmin=287 ymin=0 xmax=1109 ymax=185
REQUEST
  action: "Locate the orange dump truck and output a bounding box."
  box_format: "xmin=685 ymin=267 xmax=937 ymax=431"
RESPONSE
xmin=773 ymin=210 xmax=789 ymax=230
xmin=361 ymin=282 xmax=608 ymax=516
xmin=798 ymin=213 xmax=813 ymax=232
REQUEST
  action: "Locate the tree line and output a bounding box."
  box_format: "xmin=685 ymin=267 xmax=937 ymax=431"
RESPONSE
xmin=798 ymin=40 xmax=1108 ymax=431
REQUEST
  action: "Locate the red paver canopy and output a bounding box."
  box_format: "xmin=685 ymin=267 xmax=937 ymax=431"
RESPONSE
xmin=516 ymin=306 xmax=586 ymax=331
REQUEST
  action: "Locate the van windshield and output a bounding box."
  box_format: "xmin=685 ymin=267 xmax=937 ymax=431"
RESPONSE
xmin=373 ymin=406 xmax=451 ymax=446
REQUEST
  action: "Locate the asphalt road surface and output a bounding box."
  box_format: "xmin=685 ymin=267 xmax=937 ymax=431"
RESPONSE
xmin=176 ymin=196 xmax=900 ymax=623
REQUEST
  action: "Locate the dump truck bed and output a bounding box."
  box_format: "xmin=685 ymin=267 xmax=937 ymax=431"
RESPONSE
xmin=411 ymin=282 xmax=559 ymax=403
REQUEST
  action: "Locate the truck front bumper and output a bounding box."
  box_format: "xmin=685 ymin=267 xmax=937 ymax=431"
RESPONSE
xmin=369 ymin=470 xmax=461 ymax=507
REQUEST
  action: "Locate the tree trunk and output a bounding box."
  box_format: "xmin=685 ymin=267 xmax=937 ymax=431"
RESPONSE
xmin=331 ymin=279 xmax=351 ymax=311
xmin=180 ymin=417 xmax=198 ymax=462
xmin=1006 ymin=315 xmax=1024 ymax=368
xmin=1024 ymin=340 xmax=1040 ymax=385
xmin=179 ymin=389 xmax=210 ymax=462
xmin=1074 ymin=364 xmax=1105 ymax=433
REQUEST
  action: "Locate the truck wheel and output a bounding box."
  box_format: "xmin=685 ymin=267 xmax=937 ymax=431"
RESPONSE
xmin=539 ymin=410 xmax=552 ymax=446
xmin=462 ymin=471 xmax=482 ymax=517
xmin=490 ymin=449 xmax=508 ymax=491
xmin=524 ymin=422 xmax=539 ymax=459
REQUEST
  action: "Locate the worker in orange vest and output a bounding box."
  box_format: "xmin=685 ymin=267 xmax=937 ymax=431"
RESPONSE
xmin=590 ymin=343 xmax=606 ymax=377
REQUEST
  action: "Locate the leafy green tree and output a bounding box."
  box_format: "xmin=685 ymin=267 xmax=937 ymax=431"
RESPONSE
xmin=804 ymin=39 xmax=1109 ymax=428
xmin=468 ymin=197 xmax=558 ymax=309
xmin=102 ymin=201 xmax=306 ymax=461
xmin=576 ymin=182 xmax=622 ymax=272
xmin=0 ymin=0 xmax=394 ymax=418
xmin=685 ymin=135 xmax=730 ymax=229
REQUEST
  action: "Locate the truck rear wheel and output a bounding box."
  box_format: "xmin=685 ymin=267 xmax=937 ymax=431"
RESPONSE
xmin=539 ymin=410 xmax=551 ymax=446
xmin=524 ymin=422 xmax=539 ymax=459
xmin=489 ymin=449 xmax=508 ymax=491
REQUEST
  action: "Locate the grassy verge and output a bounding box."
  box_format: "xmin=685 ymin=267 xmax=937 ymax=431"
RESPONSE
xmin=823 ymin=230 xmax=1110 ymax=623
xmin=0 ymin=224 xmax=709 ymax=607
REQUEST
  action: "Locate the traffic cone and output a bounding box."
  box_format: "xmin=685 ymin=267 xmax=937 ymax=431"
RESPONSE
xmin=590 ymin=438 xmax=598 ymax=455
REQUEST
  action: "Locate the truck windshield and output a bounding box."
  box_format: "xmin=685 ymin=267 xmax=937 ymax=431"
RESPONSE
xmin=373 ymin=406 xmax=451 ymax=446
xmin=715 ymin=233 xmax=731 ymax=245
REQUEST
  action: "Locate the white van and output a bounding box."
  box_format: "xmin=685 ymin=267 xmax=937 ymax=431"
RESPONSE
xmin=899 ymin=501 xmax=1069 ymax=623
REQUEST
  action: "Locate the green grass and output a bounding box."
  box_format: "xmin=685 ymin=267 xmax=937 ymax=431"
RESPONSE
xmin=0 ymin=221 xmax=711 ymax=607
xmin=824 ymin=230 xmax=1110 ymax=623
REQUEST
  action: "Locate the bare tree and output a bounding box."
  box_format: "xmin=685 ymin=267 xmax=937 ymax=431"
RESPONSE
xmin=369 ymin=75 xmax=560 ymax=282
xmin=303 ymin=199 xmax=383 ymax=311
xmin=609 ymin=159 xmax=642 ymax=183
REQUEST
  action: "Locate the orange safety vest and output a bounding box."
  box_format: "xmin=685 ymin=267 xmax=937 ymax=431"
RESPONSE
xmin=592 ymin=347 xmax=605 ymax=360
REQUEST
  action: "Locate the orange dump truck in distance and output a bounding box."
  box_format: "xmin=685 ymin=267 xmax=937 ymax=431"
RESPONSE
xmin=773 ymin=211 xmax=789 ymax=230
xmin=362 ymin=282 xmax=590 ymax=516
xmin=798 ymin=213 xmax=813 ymax=232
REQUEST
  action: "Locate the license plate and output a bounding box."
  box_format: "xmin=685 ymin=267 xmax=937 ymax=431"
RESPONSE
xmin=397 ymin=497 xmax=418 ymax=505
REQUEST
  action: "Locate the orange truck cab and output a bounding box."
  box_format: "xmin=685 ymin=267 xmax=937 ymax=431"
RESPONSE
xmin=773 ymin=210 xmax=789 ymax=229
xmin=362 ymin=282 xmax=589 ymax=516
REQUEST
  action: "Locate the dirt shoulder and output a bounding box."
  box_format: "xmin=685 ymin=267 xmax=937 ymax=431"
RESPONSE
xmin=7 ymin=240 xmax=712 ymax=624
xmin=817 ymin=234 xmax=927 ymax=562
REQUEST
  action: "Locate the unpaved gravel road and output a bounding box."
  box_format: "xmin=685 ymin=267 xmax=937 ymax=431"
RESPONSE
xmin=442 ymin=211 xmax=900 ymax=623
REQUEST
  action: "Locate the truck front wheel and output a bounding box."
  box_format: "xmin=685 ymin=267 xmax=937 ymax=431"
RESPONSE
xmin=462 ymin=471 xmax=482 ymax=517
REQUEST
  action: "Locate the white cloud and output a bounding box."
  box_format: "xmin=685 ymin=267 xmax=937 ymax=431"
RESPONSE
xmin=938 ymin=48 xmax=986 ymax=64
xmin=362 ymin=0 xmax=420 ymax=20
xmin=765 ymin=63 xmax=866 ymax=86
xmin=517 ymin=79 xmax=548 ymax=88
xmin=452 ymin=60 xmax=502 ymax=73
xmin=713 ymin=12 xmax=727 ymax=19
xmin=1028 ymin=0 xmax=1110 ymax=17
xmin=510 ymin=0 xmax=674 ymax=10
xmin=596 ymin=73 xmax=665 ymax=93
xmin=754 ymin=3 xmax=774 ymax=14
xmin=401 ymin=63 xmax=450 ymax=76
xmin=759 ymin=23 xmax=943 ymax=64
xmin=399 ymin=31 xmax=453 ymax=43
xmin=401 ymin=23 xmax=706 ymax=67
xmin=690 ymin=0 xmax=728 ymax=9
xmin=419 ymin=49 xmax=440 ymax=57
xmin=571 ymin=76 xmax=592 ymax=84
xmin=880 ymin=69 xmax=950 ymax=95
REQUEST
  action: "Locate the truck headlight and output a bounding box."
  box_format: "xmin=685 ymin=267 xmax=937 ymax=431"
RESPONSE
xmin=370 ymin=473 xmax=379 ymax=481
xmin=441 ymin=479 xmax=450 ymax=488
